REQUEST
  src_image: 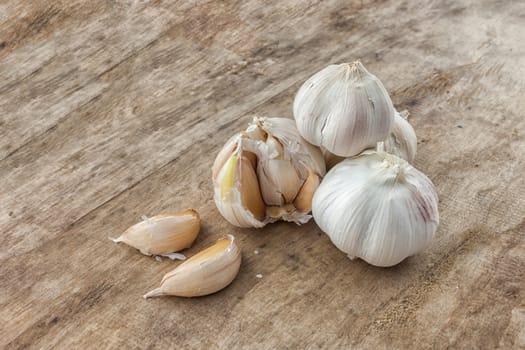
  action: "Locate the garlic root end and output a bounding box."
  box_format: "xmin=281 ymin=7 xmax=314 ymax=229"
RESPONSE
xmin=161 ymin=252 xmax=186 ymax=261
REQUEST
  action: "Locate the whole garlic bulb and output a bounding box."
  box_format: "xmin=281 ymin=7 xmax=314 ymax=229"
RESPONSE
xmin=293 ymin=61 xmax=395 ymax=157
xmin=384 ymin=110 xmax=417 ymax=163
xmin=312 ymin=150 xmax=439 ymax=267
xmin=212 ymin=117 xmax=326 ymax=228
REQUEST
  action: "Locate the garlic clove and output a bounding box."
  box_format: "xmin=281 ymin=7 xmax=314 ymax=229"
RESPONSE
xmin=214 ymin=149 xmax=266 ymax=228
xmin=212 ymin=134 xmax=239 ymax=180
xmin=293 ymin=61 xmax=395 ymax=157
xmin=293 ymin=171 xmax=320 ymax=212
xmin=144 ymin=234 xmax=241 ymax=298
xmin=258 ymin=159 xmax=302 ymax=205
xmin=259 ymin=117 xmax=326 ymax=177
xmin=312 ymin=151 xmax=438 ymax=267
xmin=111 ymin=209 xmax=200 ymax=256
xmin=239 ymin=154 xmax=266 ymax=220
xmin=384 ymin=110 xmax=417 ymax=163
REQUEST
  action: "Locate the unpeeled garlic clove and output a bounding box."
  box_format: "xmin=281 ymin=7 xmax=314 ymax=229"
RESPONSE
xmin=214 ymin=149 xmax=267 ymax=228
xmin=384 ymin=110 xmax=417 ymax=163
xmin=212 ymin=117 xmax=326 ymax=228
xmin=293 ymin=171 xmax=320 ymax=213
xmin=144 ymin=234 xmax=241 ymax=298
xmin=111 ymin=209 xmax=200 ymax=257
xmin=293 ymin=61 xmax=395 ymax=157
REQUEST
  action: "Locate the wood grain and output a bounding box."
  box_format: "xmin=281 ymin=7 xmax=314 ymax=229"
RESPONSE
xmin=1 ymin=0 xmax=524 ymax=349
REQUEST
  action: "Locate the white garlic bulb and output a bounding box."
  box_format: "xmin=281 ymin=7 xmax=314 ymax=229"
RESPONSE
xmin=384 ymin=110 xmax=417 ymax=163
xmin=212 ymin=117 xmax=326 ymax=228
xmin=312 ymin=150 xmax=439 ymax=267
xmin=293 ymin=61 xmax=395 ymax=157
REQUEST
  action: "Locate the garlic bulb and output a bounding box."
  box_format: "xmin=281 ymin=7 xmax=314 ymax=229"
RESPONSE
xmin=312 ymin=150 xmax=439 ymax=267
xmin=111 ymin=209 xmax=200 ymax=259
xmin=384 ymin=110 xmax=417 ymax=163
xmin=293 ymin=61 xmax=395 ymax=157
xmin=144 ymin=234 xmax=241 ymax=298
xmin=212 ymin=117 xmax=326 ymax=228
xmin=323 ymin=110 xmax=418 ymax=169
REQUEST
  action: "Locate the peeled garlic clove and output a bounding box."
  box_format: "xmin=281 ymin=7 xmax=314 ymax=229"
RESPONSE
xmin=312 ymin=151 xmax=439 ymax=267
xmin=213 ymin=117 xmax=326 ymax=228
xmin=112 ymin=209 xmax=200 ymax=256
xmin=293 ymin=61 xmax=395 ymax=157
xmin=144 ymin=234 xmax=241 ymax=298
xmin=384 ymin=110 xmax=417 ymax=163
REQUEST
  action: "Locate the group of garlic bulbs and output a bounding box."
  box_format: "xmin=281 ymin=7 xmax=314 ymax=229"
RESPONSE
xmin=110 ymin=60 xmax=439 ymax=302
xmin=214 ymin=60 xmax=439 ymax=267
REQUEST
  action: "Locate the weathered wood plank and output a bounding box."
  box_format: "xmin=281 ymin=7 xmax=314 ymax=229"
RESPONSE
xmin=0 ymin=0 xmax=397 ymax=262
xmin=1 ymin=0 xmax=524 ymax=349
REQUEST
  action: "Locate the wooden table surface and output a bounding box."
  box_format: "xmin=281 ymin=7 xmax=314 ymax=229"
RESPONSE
xmin=1 ymin=1 xmax=524 ymax=349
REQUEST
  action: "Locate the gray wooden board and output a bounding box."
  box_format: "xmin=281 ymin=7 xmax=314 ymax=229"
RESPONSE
xmin=1 ymin=0 xmax=524 ymax=349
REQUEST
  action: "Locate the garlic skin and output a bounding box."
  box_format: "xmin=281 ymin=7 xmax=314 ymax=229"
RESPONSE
xmin=111 ymin=209 xmax=200 ymax=257
xmin=144 ymin=234 xmax=241 ymax=298
xmin=321 ymin=147 xmax=345 ymax=170
xmin=212 ymin=117 xmax=326 ymax=228
xmin=384 ymin=110 xmax=417 ymax=163
xmin=312 ymin=151 xmax=439 ymax=267
xmin=293 ymin=61 xmax=395 ymax=157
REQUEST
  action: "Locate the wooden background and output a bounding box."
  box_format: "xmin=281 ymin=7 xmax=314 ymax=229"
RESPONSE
xmin=1 ymin=0 xmax=524 ymax=349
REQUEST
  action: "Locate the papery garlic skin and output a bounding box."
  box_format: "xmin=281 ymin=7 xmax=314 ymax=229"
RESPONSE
xmin=312 ymin=151 xmax=439 ymax=267
xmin=144 ymin=234 xmax=241 ymax=298
xmin=293 ymin=61 xmax=395 ymax=157
xmin=212 ymin=117 xmax=326 ymax=228
xmin=321 ymin=147 xmax=345 ymax=170
xmin=112 ymin=209 xmax=200 ymax=257
xmin=384 ymin=110 xmax=417 ymax=163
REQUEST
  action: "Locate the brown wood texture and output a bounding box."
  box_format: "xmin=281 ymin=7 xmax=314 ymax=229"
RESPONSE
xmin=1 ymin=1 xmax=524 ymax=349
